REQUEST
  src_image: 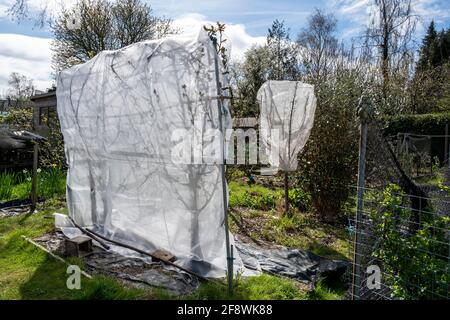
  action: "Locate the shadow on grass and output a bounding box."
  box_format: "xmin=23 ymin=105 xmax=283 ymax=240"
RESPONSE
xmin=307 ymin=240 xmax=350 ymax=261
xmin=18 ymin=254 xmax=156 ymax=300
xmin=7 ymin=234 xmax=153 ymax=300
xmin=19 ymin=255 xmax=76 ymax=299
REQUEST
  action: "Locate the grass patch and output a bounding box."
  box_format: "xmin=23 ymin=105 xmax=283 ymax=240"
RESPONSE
xmin=228 ymin=181 xmax=351 ymax=260
xmin=414 ymin=173 xmax=444 ymax=186
xmin=0 ymin=172 xmax=16 ymax=200
xmin=187 ymin=274 xmax=347 ymax=300
xmin=187 ymin=274 xmax=308 ymax=300
xmin=0 ymin=203 xmax=157 ymax=300
xmin=260 ymin=213 xmax=351 ymax=260
xmin=229 ymin=181 xmax=281 ymax=210
xmin=307 ymin=278 xmax=347 ymax=300
xmin=1 ymin=177 xmax=350 ymax=300
xmin=0 ymin=168 xmax=67 ymax=202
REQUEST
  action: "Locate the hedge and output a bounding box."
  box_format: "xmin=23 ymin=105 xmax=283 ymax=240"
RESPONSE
xmin=383 ymin=112 xmax=450 ymax=163
xmin=383 ymin=112 xmax=450 ymax=136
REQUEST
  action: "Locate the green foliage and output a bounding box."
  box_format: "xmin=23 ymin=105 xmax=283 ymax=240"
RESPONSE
xmin=384 ymin=112 xmax=450 ymax=136
xmin=409 ymin=63 xmax=450 ymax=114
xmin=38 ymin=168 xmax=66 ymax=199
xmin=230 ymin=19 xmax=299 ymax=118
xmin=230 ymin=45 xmax=271 ymax=118
xmin=0 ymin=206 xmax=157 ymax=300
xmin=266 ymin=19 xmax=299 ymax=81
xmin=38 ymin=110 xmax=66 ymax=169
xmin=271 ymin=213 xmax=304 ymax=233
xmin=227 ymin=168 xmax=247 ymax=179
xmin=0 ymin=172 xmax=16 ymax=200
xmin=417 ymin=22 xmax=450 ymax=71
xmin=242 ymin=274 xmax=306 ymax=300
xmin=259 ymin=213 xmax=350 ymax=260
xmin=189 ymin=274 xmax=307 ymax=300
xmin=228 ymin=181 xmax=280 ymax=210
xmin=72 ymin=276 xmax=150 ymax=300
xmin=372 ymin=184 xmax=450 ymax=299
xmin=0 ymin=106 xmax=34 ymax=131
xmin=296 ymin=65 xmax=362 ymax=223
xmin=52 ymin=0 xmax=175 ymax=71
xmin=288 ymin=188 xmax=311 ymax=212
xmin=0 ymin=103 xmax=65 ymax=168
xmin=0 ymin=168 xmax=66 ymax=202
xmin=411 ymin=22 xmax=450 ymax=114
xmin=307 ymin=278 xmax=346 ymax=300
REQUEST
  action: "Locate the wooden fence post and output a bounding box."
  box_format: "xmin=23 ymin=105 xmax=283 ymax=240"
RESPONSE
xmin=351 ymin=97 xmax=372 ymax=300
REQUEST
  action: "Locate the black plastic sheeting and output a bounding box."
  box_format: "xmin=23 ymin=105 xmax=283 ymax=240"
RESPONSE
xmin=33 ymin=231 xmax=349 ymax=296
xmin=235 ymin=241 xmax=349 ymax=283
xmin=84 ymin=250 xmax=200 ymax=296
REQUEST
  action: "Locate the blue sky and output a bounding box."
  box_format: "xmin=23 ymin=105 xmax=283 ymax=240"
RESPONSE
xmin=1 ymin=0 xmax=450 ymax=93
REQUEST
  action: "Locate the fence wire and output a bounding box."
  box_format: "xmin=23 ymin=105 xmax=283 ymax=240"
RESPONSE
xmin=347 ymin=186 xmax=450 ymax=300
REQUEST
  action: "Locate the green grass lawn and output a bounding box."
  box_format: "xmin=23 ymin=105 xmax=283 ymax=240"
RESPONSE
xmin=228 ymin=180 xmax=351 ymax=260
xmin=0 ymin=201 xmax=159 ymax=300
xmin=0 ymin=200 xmax=347 ymax=300
xmin=0 ymin=172 xmax=349 ymax=300
xmin=0 ymin=168 xmax=66 ymax=203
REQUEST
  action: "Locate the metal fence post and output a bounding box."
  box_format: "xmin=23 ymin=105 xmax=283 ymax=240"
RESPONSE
xmin=30 ymin=142 xmax=39 ymax=212
xmin=351 ymin=97 xmax=371 ymax=300
xmin=211 ymin=36 xmax=233 ymax=296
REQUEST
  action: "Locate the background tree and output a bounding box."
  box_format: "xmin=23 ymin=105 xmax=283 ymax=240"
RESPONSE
xmin=266 ymin=19 xmax=299 ymax=81
xmin=294 ymin=10 xmax=369 ymax=223
xmin=410 ymin=23 xmax=450 ymax=114
xmin=231 ymin=20 xmax=299 ymax=118
xmin=52 ymin=0 xmax=175 ymax=71
xmin=364 ymin=0 xmax=417 ymax=113
xmin=297 ymin=9 xmax=338 ymax=85
xmin=266 ymin=20 xmax=301 ymax=216
xmin=7 ymin=72 xmax=35 ymax=105
xmin=416 ymin=21 xmax=438 ymax=71
xmin=230 ymin=45 xmax=271 ymax=118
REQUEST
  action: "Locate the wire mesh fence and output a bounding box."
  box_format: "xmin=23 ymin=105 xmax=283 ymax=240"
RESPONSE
xmin=390 ymin=133 xmax=450 ymax=178
xmin=347 ymin=185 xmax=450 ymax=300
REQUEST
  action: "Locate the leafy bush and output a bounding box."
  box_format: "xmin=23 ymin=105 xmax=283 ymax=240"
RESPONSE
xmin=288 ymin=188 xmax=311 ymax=212
xmin=0 ymin=103 xmax=65 ymax=168
xmin=296 ymin=65 xmax=363 ymax=223
xmin=383 ymin=112 xmax=450 ymax=136
xmin=37 ymin=109 xmax=66 ymax=168
xmin=0 ymin=106 xmax=34 ymax=131
xmin=372 ymin=184 xmax=450 ymax=299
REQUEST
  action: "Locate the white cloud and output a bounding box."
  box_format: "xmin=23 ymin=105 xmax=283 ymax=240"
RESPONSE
xmin=0 ymin=33 xmax=53 ymax=94
xmin=173 ymin=13 xmax=266 ymax=61
xmin=0 ymin=12 xmax=266 ymax=95
xmin=0 ymin=0 xmax=76 ymax=16
xmin=329 ymin=0 xmax=450 ymax=37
